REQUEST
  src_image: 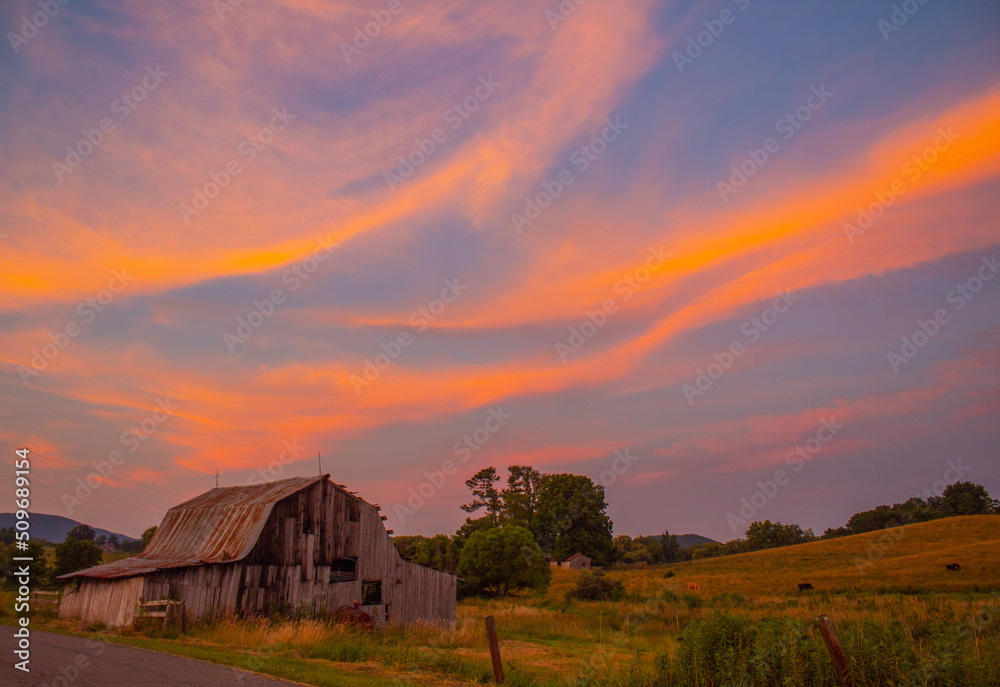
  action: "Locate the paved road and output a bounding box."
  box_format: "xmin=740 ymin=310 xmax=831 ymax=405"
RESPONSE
xmin=1 ymin=627 xmax=306 ymax=687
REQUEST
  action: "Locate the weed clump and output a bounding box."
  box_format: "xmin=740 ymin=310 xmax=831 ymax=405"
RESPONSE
xmin=566 ymin=570 xmax=626 ymax=602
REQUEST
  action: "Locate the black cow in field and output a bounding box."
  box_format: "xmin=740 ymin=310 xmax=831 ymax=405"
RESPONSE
xmin=798 ymin=583 xmax=814 ymax=591
xmin=945 ymin=563 xmax=961 ymax=571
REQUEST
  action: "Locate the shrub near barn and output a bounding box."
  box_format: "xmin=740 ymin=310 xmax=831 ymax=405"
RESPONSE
xmin=457 ymin=526 xmax=550 ymax=597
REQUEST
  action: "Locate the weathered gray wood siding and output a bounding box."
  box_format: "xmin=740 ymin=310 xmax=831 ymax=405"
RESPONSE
xmin=236 ymin=480 xmax=456 ymax=626
xmin=142 ymin=564 xmax=244 ymax=618
xmin=58 ymin=576 xmax=144 ymax=627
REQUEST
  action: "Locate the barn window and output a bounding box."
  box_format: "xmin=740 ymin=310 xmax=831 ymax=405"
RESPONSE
xmin=330 ymin=558 xmax=357 ymax=583
xmin=361 ymin=580 xmax=382 ymax=605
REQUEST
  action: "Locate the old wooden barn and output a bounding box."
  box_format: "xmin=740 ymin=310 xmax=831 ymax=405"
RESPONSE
xmin=58 ymin=475 xmax=456 ymax=627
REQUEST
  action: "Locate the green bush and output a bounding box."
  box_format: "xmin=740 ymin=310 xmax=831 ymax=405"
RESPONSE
xmin=681 ymin=593 xmax=702 ymax=610
xmin=566 ymin=570 xmax=625 ymax=602
xmin=457 ymin=526 xmax=550 ymax=597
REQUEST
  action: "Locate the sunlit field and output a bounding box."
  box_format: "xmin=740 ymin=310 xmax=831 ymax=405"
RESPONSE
xmin=5 ymin=516 xmax=998 ymax=686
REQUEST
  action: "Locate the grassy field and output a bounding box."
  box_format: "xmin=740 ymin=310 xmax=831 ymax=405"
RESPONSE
xmin=5 ymin=515 xmax=999 ymax=686
xmin=33 ymin=543 xmax=132 ymax=569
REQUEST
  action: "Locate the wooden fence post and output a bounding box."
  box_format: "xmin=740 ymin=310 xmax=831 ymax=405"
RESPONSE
xmin=815 ymin=615 xmax=852 ymax=687
xmin=484 ymin=615 xmax=504 ymax=684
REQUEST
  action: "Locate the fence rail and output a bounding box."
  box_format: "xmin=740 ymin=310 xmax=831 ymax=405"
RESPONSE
xmin=32 ymin=590 xmax=61 ymax=606
xmin=135 ymin=600 xmax=186 ymax=633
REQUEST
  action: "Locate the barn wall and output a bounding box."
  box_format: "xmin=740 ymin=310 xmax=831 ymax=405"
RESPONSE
xmin=392 ymin=560 xmax=458 ymax=625
xmin=142 ymin=564 xmax=244 ymax=618
xmin=58 ymin=577 xmax=145 ymax=627
xmin=237 ymin=481 xmax=456 ymax=626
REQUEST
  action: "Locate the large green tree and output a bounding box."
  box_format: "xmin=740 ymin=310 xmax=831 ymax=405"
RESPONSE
xmin=935 ymin=482 xmax=998 ymax=516
xmin=501 ymin=465 xmax=543 ymax=527
xmin=456 ymin=515 xmax=495 ymax=540
xmin=458 ymin=526 xmax=550 ymax=597
xmin=744 ymin=520 xmax=814 ymax=551
xmin=460 ymin=467 xmax=503 ymax=525
xmin=661 ymin=530 xmax=681 ymax=563
xmin=66 ymin=524 xmax=96 ymax=541
xmin=0 ymin=540 xmax=50 ymax=588
xmin=54 ymin=537 xmax=103 ymax=578
xmin=532 ymin=473 xmax=613 ymax=564
xmin=413 ymin=534 xmax=461 ymax=574
xmin=392 ymin=535 xmax=427 ymax=560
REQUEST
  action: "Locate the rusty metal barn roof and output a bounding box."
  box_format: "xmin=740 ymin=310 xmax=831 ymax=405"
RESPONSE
xmin=60 ymin=474 xmax=334 ymax=580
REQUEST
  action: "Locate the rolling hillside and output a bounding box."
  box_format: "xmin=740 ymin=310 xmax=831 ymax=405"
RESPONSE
xmin=610 ymin=514 xmax=1000 ymax=597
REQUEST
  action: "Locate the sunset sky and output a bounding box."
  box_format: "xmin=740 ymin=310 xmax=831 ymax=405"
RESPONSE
xmin=1 ymin=0 xmax=998 ymax=543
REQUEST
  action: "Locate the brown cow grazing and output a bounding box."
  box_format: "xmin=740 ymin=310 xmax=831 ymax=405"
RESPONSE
xmin=687 ymin=582 xmax=700 ymax=591
xmin=798 ymin=583 xmax=814 ymax=591
xmin=945 ymin=563 xmax=961 ymax=571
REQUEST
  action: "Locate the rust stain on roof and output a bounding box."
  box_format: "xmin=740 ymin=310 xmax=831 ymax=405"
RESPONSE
xmin=60 ymin=474 xmax=333 ymax=580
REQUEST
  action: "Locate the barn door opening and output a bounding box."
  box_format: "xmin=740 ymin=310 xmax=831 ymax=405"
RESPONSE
xmin=361 ymin=580 xmax=384 ymax=625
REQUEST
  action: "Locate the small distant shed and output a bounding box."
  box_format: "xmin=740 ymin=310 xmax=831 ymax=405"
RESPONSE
xmin=58 ymin=475 xmax=455 ymax=628
xmin=560 ymin=553 xmax=592 ymax=570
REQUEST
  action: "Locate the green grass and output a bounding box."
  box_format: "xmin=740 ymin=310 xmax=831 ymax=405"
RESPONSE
xmin=4 ymin=515 xmax=998 ymax=686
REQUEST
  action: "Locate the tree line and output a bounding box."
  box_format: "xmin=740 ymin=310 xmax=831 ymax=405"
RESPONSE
xmin=0 ymin=523 xmax=157 ymax=588
xmin=393 ymin=475 xmax=998 ymax=593
xmin=657 ymin=481 xmax=999 ymax=563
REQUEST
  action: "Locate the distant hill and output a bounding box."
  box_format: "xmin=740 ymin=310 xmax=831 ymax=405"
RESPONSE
xmin=0 ymin=512 xmax=137 ymax=544
xmin=678 ymin=533 xmax=717 ymax=548
xmin=640 ymin=533 xmax=718 ymax=548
